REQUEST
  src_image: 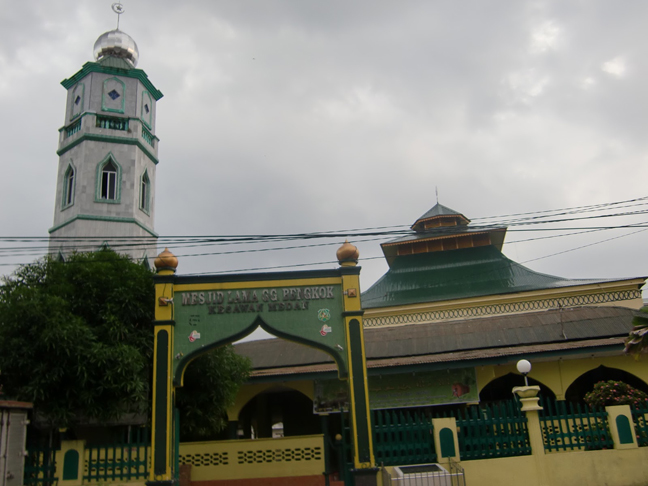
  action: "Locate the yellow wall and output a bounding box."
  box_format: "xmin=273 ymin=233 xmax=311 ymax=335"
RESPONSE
xmin=475 ymin=353 xmax=647 ymax=400
xmin=459 ymin=447 xmax=648 ymax=486
xmin=179 ymin=434 xmax=325 ymax=481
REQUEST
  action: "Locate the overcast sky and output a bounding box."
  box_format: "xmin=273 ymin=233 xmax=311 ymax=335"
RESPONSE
xmin=1 ymin=0 xmax=648 ymax=300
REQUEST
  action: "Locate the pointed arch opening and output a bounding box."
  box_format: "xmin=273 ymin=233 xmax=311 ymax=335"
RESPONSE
xmin=237 ymin=386 xmax=320 ymax=440
xmin=62 ymin=162 xmax=76 ymax=209
xmin=95 ymin=154 xmax=122 ymax=203
xmin=140 ymin=170 xmax=151 ymax=214
xmin=565 ymin=365 xmax=648 ymax=404
xmin=479 ymin=372 xmax=556 ymax=403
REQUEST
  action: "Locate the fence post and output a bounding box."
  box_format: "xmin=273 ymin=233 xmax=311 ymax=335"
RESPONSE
xmin=432 ymin=418 xmax=459 ymax=463
xmin=513 ymin=385 xmax=547 ymax=486
xmin=606 ymin=405 xmax=638 ymax=449
xmin=56 ymin=440 xmax=85 ymax=486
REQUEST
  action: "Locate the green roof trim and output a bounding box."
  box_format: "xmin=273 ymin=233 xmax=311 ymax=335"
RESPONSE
xmin=58 ymin=133 xmax=159 ymax=165
xmin=384 ymin=225 xmax=506 ymax=246
xmin=362 ymin=245 xmax=614 ymax=309
xmin=48 ymin=214 xmax=158 ymax=237
xmin=61 ymin=61 xmax=163 ymax=101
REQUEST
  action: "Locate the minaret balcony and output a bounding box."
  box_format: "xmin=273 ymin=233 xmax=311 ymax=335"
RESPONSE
xmin=95 ymin=114 xmax=129 ymax=131
xmin=57 ymin=113 xmax=159 ymax=164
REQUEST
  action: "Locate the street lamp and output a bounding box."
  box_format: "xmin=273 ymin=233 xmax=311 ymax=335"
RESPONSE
xmin=517 ymin=359 xmax=532 ymax=386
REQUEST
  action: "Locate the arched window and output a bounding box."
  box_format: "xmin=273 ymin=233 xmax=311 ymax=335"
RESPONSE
xmin=101 ymin=161 xmax=118 ymax=200
xmin=95 ymin=155 xmax=121 ymax=203
xmin=62 ymin=164 xmax=75 ymax=208
xmin=140 ymin=170 xmax=151 ymax=213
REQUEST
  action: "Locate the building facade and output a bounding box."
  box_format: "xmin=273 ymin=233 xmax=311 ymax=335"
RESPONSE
xmin=49 ymin=29 xmax=162 ymax=263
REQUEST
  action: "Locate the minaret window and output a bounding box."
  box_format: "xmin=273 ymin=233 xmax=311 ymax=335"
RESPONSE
xmin=62 ymin=164 xmax=75 ymax=209
xmin=140 ymin=170 xmax=151 ymax=214
xmin=95 ymin=156 xmax=122 ymax=203
xmin=101 ymin=161 xmax=118 ymax=200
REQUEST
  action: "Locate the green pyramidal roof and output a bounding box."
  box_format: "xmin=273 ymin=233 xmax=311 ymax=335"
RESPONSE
xmin=362 ymin=245 xmax=613 ymax=309
xmin=416 ymin=203 xmax=468 ymax=223
xmin=61 ymin=60 xmax=163 ymax=100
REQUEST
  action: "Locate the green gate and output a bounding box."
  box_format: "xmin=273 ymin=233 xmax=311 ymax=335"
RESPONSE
xmin=372 ymin=409 xmax=436 ymax=466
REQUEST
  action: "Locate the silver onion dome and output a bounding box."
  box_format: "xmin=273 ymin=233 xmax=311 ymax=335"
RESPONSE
xmin=93 ymin=29 xmax=139 ymax=67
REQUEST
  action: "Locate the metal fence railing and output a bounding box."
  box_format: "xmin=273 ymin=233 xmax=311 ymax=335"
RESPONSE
xmin=24 ymin=447 xmax=57 ymax=486
xmin=631 ymin=402 xmax=648 ymax=447
xmin=539 ymin=398 xmax=612 ymax=452
xmin=452 ymin=401 xmax=531 ymax=460
xmin=373 ymin=409 xmax=437 ymax=466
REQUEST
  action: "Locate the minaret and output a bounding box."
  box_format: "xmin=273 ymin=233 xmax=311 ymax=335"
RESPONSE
xmin=49 ymin=13 xmax=162 ymax=264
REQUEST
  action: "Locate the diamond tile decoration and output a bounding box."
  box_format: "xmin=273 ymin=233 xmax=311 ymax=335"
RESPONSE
xmin=108 ymin=90 xmax=121 ymax=100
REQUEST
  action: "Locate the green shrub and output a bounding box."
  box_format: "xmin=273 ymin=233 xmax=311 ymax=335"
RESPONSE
xmin=584 ymin=380 xmax=648 ymax=408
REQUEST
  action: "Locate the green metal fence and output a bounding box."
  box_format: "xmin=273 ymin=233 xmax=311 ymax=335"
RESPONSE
xmin=451 ymin=401 xmax=531 ymax=460
xmin=84 ymin=442 xmax=150 ymax=482
xmin=24 ymin=446 xmax=57 ymax=486
xmin=372 ymin=409 xmax=437 ymax=466
xmin=631 ymin=402 xmax=648 ymax=447
xmin=539 ymin=398 xmax=612 ymax=452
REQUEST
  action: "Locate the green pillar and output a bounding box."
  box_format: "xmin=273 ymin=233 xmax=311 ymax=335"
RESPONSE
xmin=148 ymin=250 xmax=178 ymax=486
xmin=338 ymin=242 xmax=378 ymax=485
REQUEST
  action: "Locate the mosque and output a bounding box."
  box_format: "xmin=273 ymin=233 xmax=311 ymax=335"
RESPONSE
xmin=40 ymin=13 xmax=648 ymax=486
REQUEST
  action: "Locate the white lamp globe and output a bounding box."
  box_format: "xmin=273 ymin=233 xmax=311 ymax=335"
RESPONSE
xmin=517 ymin=359 xmax=532 ymax=375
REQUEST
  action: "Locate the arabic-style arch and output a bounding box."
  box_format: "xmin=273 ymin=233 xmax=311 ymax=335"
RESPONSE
xmin=149 ymin=247 xmax=376 ymax=485
xmin=479 ymin=372 xmax=556 ymax=402
xmin=174 ymin=315 xmax=348 ymax=387
xmin=228 ymin=381 xmax=315 ymax=423
xmin=236 ymin=384 xmax=320 ymax=439
xmin=565 ymin=365 xmax=648 ymax=403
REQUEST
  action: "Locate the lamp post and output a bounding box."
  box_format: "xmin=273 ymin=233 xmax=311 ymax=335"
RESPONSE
xmin=517 ymin=359 xmax=532 ymax=387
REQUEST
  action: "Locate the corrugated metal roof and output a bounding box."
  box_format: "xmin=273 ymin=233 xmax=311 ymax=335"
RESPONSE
xmin=248 ymin=338 xmax=626 ymax=378
xmin=361 ymin=245 xmax=617 ymax=309
xmin=235 ymin=306 xmax=637 ymax=375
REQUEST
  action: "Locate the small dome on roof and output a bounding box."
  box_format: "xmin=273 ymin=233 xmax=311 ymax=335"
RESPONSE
xmin=93 ymin=29 xmax=139 ymax=67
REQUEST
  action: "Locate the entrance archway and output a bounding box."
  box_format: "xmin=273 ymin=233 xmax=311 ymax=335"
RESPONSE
xmin=238 ymin=387 xmax=320 ymax=439
xmin=148 ymin=247 xmax=377 ymax=486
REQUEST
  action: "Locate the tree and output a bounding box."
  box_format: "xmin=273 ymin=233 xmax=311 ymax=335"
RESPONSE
xmin=624 ymin=307 xmax=648 ymax=356
xmin=0 ymin=249 xmax=250 ymax=437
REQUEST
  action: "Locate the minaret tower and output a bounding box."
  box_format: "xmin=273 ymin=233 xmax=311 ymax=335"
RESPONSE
xmin=49 ymin=5 xmax=162 ymax=263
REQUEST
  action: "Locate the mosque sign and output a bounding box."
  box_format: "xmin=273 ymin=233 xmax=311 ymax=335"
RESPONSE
xmin=173 ymin=281 xmax=347 ymax=384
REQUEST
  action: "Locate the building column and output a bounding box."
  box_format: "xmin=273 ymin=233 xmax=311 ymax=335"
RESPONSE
xmin=338 ymin=241 xmax=378 ymax=486
xmin=148 ymin=250 xmax=178 ymax=486
xmin=514 ymin=385 xmax=548 ymax=486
